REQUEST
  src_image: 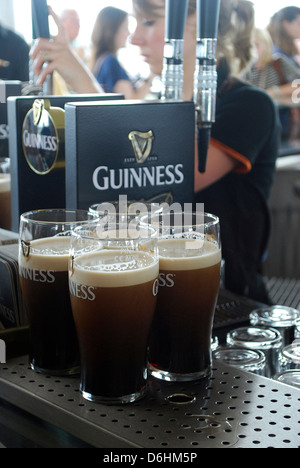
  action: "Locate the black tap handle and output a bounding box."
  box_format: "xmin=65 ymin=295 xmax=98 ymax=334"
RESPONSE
xmin=31 ymin=0 xmax=50 ymax=39
xmin=197 ymin=0 xmax=220 ymax=39
xmin=165 ymin=0 xmax=189 ymax=40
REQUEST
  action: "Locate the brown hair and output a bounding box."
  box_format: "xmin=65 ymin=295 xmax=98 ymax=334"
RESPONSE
xmin=268 ymin=6 xmax=300 ymax=57
xmin=217 ymin=0 xmax=255 ymax=74
xmin=91 ymin=7 xmax=128 ymax=69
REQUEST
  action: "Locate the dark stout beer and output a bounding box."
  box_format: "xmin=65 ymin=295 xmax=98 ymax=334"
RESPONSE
xmin=19 ymin=236 xmax=79 ymax=375
xmin=0 ymin=174 xmax=11 ymax=230
xmin=69 ymin=249 xmax=159 ymax=403
xmin=149 ymin=238 xmax=221 ymax=380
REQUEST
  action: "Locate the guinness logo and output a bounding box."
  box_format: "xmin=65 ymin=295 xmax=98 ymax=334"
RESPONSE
xmin=128 ymin=130 xmax=154 ymax=164
xmin=32 ymin=99 xmax=44 ymax=125
xmin=21 ymin=240 xmax=30 ymax=258
xmin=22 ymin=99 xmax=65 ymax=175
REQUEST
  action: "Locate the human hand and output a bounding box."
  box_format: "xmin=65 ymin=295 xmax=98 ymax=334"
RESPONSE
xmin=30 ymin=6 xmax=102 ymax=93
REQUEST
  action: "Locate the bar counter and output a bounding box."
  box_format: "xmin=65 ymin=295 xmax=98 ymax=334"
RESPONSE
xmin=0 ymin=352 xmax=300 ymax=448
xmin=0 ymin=288 xmax=300 ymax=449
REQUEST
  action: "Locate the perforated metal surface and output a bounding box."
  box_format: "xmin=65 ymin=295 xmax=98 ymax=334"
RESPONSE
xmin=1 ymin=356 xmax=300 ymax=448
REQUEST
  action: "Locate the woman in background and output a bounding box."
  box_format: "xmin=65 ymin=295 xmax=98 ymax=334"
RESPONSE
xmin=246 ymin=27 xmax=300 ymax=144
xmin=268 ymin=6 xmax=300 ymax=68
xmin=131 ymin=0 xmax=280 ymax=303
xmin=90 ymin=6 xmax=153 ymax=98
xmin=246 ymin=28 xmax=300 ymax=106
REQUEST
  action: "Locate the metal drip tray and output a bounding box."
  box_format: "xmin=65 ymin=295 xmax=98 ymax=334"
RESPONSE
xmin=1 ymin=356 xmax=300 ymax=448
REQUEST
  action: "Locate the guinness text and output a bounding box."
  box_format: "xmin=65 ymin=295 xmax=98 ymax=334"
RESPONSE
xmin=23 ymin=129 xmax=57 ymax=152
xmin=92 ymin=164 xmax=184 ymax=191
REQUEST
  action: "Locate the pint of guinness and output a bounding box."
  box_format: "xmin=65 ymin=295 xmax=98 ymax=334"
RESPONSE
xmin=69 ymin=222 xmax=159 ymax=404
xmin=18 ymin=209 xmax=99 ymax=376
xmin=148 ymin=212 xmax=221 ymax=381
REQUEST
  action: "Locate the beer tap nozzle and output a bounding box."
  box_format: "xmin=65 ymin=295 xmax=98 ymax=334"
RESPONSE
xmin=194 ymin=0 xmax=220 ymax=172
xmin=161 ymin=0 xmax=189 ymax=101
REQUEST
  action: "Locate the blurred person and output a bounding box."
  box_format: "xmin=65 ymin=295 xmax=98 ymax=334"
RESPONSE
xmin=30 ymin=0 xmax=280 ymax=303
xmin=60 ymin=9 xmax=80 ymax=44
xmin=31 ymin=6 xmax=102 ymax=93
xmin=0 ymin=23 xmax=29 ymax=81
xmin=268 ymin=6 xmax=300 ymax=68
xmin=132 ymin=0 xmax=280 ymax=303
xmin=59 ymin=9 xmax=86 ymax=61
xmin=246 ymin=28 xmax=300 ymax=105
xmin=90 ymin=6 xmax=153 ymax=98
xmin=245 ymin=28 xmax=300 ymax=143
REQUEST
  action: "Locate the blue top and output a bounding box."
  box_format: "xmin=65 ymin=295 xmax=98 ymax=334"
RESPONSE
xmin=94 ymin=53 xmax=131 ymax=93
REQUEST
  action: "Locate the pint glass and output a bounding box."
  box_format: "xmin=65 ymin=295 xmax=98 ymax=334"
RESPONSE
xmin=69 ymin=222 xmax=159 ymax=404
xmin=148 ymin=212 xmax=221 ymax=381
xmin=0 ymin=158 xmax=11 ymax=230
xmin=18 ymin=209 xmax=98 ymax=375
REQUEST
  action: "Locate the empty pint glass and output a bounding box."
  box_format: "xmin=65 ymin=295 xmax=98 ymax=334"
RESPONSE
xmin=69 ymin=221 xmax=159 ymax=404
xmin=148 ymin=212 xmax=221 ymax=381
xmin=18 ymin=209 xmax=98 ymax=375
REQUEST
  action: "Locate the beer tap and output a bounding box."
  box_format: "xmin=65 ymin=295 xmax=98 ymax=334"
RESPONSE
xmin=161 ymin=0 xmax=189 ymax=101
xmin=31 ymin=0 xmax=53 ymax=95
xmin=194 ymin=0 xmax=220 ymax=172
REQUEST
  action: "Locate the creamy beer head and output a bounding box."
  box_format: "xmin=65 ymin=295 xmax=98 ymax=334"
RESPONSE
xmin=71 ymin=249 xmax=159 ymax=288
xmin=19 ymin=236 xmax=70 ymax=271
xmin=158 ymin=238 xmax=221 ymax=270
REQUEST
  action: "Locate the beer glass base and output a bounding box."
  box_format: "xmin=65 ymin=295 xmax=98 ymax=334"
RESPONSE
xmin=80 ymin=386 xmax=147 ymax=405
xmin=30 ymin=362 xmax=80 ymax=377
xmin=148 ymin=364 xmax=211 ymax=382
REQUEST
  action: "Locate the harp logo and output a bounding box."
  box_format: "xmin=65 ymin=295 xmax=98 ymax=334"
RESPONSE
xmin=128 ymin=130 xmax=154 ymax=164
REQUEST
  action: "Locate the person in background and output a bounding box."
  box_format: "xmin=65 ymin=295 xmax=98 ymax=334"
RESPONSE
xmin=59 ymin=9 xmax=85 ymax=61
xmin=268 ymin=6 xmax=300 ymax=68
xmin=0 ymin=23 xmax=29 ymax=82
xmin=90 ymin=6 xmax=153 ymax=99
xmin=31 ymin=6 xmax=102 ymax=93
xmin=60 ymin=9 xmax=80 ymax=45
xmin=30 ymin=0 xmax=280 ymax=303
xmin=132 ymin=0 xmax=280 ymax=303
xmin=245 ymin=28 xmax=300 ymax=144
xmin=53 ymin=8 xmax=84 ymax=94
xmin=246 ymin=28 xmax=300 ymax=105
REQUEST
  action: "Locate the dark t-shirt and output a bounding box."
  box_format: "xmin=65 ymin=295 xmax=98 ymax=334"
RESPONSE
xmin=0 ymin=25 xmax=29 ymax=82
xmin=195 ymin=78 xmax=281 ymax=303
xmin=95 ymin=53 xmax=131 ymax=93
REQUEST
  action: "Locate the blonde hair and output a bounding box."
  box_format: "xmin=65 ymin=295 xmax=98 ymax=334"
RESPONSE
xmin=253 ymin=28 xmax=274 ymax=67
